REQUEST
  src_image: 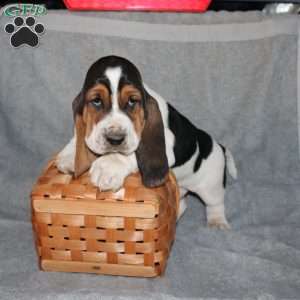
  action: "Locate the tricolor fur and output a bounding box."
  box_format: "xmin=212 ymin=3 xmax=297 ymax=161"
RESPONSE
xmin=56 ymin=56 xmax=237 ymax=229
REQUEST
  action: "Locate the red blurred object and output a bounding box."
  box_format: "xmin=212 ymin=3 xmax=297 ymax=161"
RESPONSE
xmin=63 ymin=0 xmax=211 ymax=12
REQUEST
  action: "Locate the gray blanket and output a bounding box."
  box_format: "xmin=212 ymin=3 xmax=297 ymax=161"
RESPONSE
xmin=0 ymin=10 xmax=300 ymax=299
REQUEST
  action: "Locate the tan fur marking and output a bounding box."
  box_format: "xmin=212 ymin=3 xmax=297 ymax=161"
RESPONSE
xmin=119 ymin=85 xmax=142 ymax=106
xmin=119 ymin=85 xmax=144 ymax=139
xmin=74 ymin=115 xmax=97 ymax=177
xmin=86 ymin=84 xmax=110 ymax=104
xmin=84 ymin=84 xmax=112 ymax=138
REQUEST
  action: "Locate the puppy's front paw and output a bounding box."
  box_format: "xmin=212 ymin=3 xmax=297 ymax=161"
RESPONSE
xmin=89 ymin=156 xmax=127 ymax=192
xmin=55 ymin=152 xmax=75 ymax=174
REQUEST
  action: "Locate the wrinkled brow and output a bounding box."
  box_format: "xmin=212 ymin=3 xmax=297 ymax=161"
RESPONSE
xmin=118 ymin=75 xmax=143 ymax=92
xmin=95 ymin=76 xmax=112 ymax=94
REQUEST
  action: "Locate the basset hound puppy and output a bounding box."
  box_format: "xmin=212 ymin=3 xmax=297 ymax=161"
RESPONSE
xmin=56 ymin=55 xmax=237 ymax=229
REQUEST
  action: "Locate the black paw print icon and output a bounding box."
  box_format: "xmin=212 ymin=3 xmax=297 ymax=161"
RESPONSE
xmin=4 ymin=16 xmax=45 ymax=48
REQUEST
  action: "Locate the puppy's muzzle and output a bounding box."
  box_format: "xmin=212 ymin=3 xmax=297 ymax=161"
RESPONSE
xmin=105 ymin=131 xmax=126 ymax=146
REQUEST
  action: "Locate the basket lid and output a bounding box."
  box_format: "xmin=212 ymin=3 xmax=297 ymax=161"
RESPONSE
xmin=31 ymin=160 xmax=179 ymax=218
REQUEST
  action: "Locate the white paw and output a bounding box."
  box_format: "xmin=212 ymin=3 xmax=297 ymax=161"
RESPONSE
xmin=207 ymin=218 xmax=231 ymax=230
xmin=206 ymin=203 xmax=231 ymax=230
xmin=89 ymin=156 xmax=127 ymax=192
xmin=55 ymin=152 xmax=75 ymax=174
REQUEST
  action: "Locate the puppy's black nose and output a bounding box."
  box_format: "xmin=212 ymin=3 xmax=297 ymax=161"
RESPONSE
xmin=105 ymin=134 xmax=125 ymax=146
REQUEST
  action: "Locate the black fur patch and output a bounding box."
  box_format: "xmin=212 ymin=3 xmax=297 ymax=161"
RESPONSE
xmin=219 ymin=144 xmax=227 ymax=188
xmin=167 ymin=104 xmax=213 ymax=172
xmin=168 ymin=104 xmax=198 ymax=168
xmin=194 ymin=129 xmax=213 ymax=172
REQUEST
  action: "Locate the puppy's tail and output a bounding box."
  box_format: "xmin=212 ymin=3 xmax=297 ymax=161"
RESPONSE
xmin=225 ymin=148 xmax=238 ymax=180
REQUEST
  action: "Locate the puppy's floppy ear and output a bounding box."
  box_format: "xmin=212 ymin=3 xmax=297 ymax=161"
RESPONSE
xmin=136 ymin=93 xmax=168 ymax=187
xmin=72 ymin=92 xmax=97 ymax=178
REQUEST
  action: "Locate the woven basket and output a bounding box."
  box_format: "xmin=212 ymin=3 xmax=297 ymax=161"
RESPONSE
xmin=31 ymin=159 xmax=179 ymax=277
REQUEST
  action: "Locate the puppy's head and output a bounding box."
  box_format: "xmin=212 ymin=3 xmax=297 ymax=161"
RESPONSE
xmin=73 ymin=56 xmax=168 ymax=187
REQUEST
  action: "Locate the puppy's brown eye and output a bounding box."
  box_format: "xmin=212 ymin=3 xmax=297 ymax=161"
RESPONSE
xmin=91 ymin=97 xmax=103 ymax=109
xmin=127 ymin=96 xmax=139 ymax=109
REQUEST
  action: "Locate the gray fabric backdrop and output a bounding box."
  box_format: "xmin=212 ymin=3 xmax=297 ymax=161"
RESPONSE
xmin=0 ymin=10 xmax=299 ymax=299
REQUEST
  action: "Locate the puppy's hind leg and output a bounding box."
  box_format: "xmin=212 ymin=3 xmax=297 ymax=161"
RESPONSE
xmin=199 ymin=185 xmax=230 ymax=230
xmin=191 ymin=142 xmax=230 ymax=229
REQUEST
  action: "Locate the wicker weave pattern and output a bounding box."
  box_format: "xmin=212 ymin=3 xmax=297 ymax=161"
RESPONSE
xmin=31 ymin=160 xmax=179 ymax=277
